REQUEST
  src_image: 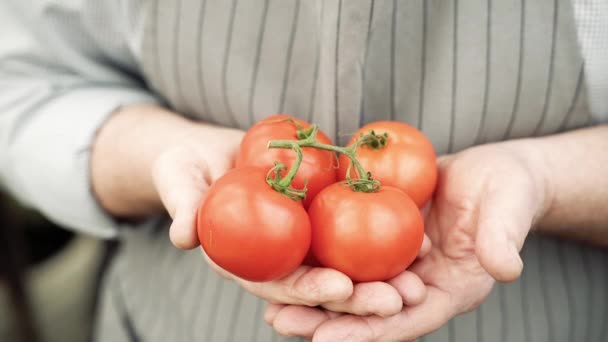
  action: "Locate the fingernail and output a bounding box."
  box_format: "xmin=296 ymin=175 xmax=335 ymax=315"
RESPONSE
xmin=322 ymin=277 xmax=352 ymax=302
xmin=510 ymin=244 xmax=524 ymax=270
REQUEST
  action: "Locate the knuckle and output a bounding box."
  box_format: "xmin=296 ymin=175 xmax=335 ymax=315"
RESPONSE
xmin=291 ymin=273 xmax=323 ymax=305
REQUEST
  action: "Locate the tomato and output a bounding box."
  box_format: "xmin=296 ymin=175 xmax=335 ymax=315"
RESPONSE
xmin=197 ymin=167 xmax=311 ymax=282
xmin=236 ymin=114 xmax=337 ymax=208
xmin=308 ymin=183 xmax=424 ymax=282
xmin=338 ymin=121 xmax=437 ymax=208
xmin=302 ymin=250 xmax=322 ymax=267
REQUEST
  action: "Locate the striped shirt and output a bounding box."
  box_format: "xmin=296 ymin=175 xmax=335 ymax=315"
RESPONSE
xmin=0 ymin=0 xmax=607 ymax=341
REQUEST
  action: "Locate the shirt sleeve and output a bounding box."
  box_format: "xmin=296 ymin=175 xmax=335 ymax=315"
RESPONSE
xmin=572 ymin=0 xmax=608 ymax=122
xmin=0 ymin=1 xmax=159 ymax=238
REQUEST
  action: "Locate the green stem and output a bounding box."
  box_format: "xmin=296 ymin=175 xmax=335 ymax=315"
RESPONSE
xmin=277 ymin=143 xmax=303 ymax=188
xmin=296 ymin=126 xmax=315 ymax=140
xmin=268 ymin=125 xmax=380 ymax=192
xmin=342 ymin=145 xmax=371 ymax=181
xmin=266 ymin=160 xmax=307 ymax=201
xmin=264 ymin=117 xmax=315 ymax=140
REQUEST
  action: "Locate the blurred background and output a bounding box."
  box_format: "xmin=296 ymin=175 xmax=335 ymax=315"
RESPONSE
xmin=0 ymin=190 xmax=106 ymax=342
xmin=0 ymin=7 xmax=105 ymax=342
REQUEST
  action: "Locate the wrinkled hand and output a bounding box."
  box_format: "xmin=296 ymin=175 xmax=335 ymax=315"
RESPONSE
xmin=152 ymin=124 xmax=431 ymax=317
xmin=266 ymin=142 xmax=552 ymax=341
xmin=151 ymin=125 xmax=244 ymax=249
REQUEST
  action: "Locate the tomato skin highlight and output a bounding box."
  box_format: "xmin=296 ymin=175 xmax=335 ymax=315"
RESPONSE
xmin=236 ymin=114 xmax=337 ymax=208
xmin=308 ymin=183 xmax=424 ymax=282
xmin=197 ymin=167 xmax=311 ymax=282
xmin=338 ymin=121 xmax=437 ymax=208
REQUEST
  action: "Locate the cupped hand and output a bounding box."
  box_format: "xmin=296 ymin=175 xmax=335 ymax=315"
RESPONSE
xmin=152 ymin=123 xmax=432 ymax=318
xmin=266 ymin=141 xmax=552 ymax=341
xmin=151 ymin=124 xmax=244 ymax=249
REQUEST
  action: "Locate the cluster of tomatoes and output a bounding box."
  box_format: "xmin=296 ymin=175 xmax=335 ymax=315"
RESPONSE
xmin=197 ymin=115 xmax=437 ymax=283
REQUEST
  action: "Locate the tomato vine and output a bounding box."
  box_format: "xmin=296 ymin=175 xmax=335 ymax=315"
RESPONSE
xmin=266 ymin=124 xmax=385 ymax=198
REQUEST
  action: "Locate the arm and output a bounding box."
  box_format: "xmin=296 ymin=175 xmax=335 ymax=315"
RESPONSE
xmin=531 ymin=124 xmax=608 ymax=243
xmin=90 ymin=104 xmax=245 ymax=245
xmin=0 ymin=2 xmax=158 ymax=237
xmin=90 ymin=104 xmax=238 ymax=219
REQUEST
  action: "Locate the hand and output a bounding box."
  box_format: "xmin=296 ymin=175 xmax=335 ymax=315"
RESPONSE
xmin=92 ymin=105 xmax=431 ymax=321
xmin=150 ymin=111 xmax=432 ymax=318
xmin=265 ymin=141 xmax=552 ymax=341
xmin=151 ymin=124 xmax=244 ymax=249
xmin=204 ymin=233 xmax=431 ymax=322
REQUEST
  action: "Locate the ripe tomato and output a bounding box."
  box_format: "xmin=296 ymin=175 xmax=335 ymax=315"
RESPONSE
xmin=338 ymin=121 xmax=437 ymax=208
xmin=197 ymin=167 xmax=311 ymax=282
xmin=308 ymin=183 xmax=424 ymax=282
xmin=236 ymin=114 xmax=337 ymax=208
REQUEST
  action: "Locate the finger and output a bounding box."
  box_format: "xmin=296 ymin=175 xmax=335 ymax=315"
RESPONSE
xmin=387 ymin=270 xmax=427 ymax=306
xmin=168 ymin=192 xmax=206 ymax=249
xmin=420 ymin=200 xmax=432 ymax=218
xmin=244 ymin=267 xmax=353 ymax=306
xmin=475 ymin=177 xmax=536 ymax=282
xmin=152 ymin=150 xmax=209 ymax=249
xmin=436 ymin=154 xmax=453 ymax=165
xmin=207 ymin=155 xmax=236 ymax=183
xmin=213 ymin=264 xmax=353 ymax=306
xmin=418 ymin=234 xmax=432 ymax=258
xmin=326 ymin=310 xmax=343 ymax=319
xmin=313 ymin=287 xmax=454 ymax=342
xmin=152 ymin=149 xmax=209 ymax=218
xmin=272 ymin=305 xmax=333 ymax=339
xmin=204 ymin=254 xmax=235 ymax=280
xmin=264 ymin=303 xmax=286 ymax=325
xmin=322 ymin=282 xmax=402 ymax=317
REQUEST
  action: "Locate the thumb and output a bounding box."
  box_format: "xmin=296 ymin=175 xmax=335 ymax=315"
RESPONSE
xmin=168 ymin=190 xmax=207 ymax=249
xmin=152 ymin=148 xmax=211 ymax=249
xmin=475 ymin=178 xmax=537 ymax=282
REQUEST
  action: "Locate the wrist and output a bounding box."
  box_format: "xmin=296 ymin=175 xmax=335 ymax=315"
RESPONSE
xmin=92 ymin=105 xmax=206 ymax=218
xmin=500 ymin=138 xmax=555 ymax=230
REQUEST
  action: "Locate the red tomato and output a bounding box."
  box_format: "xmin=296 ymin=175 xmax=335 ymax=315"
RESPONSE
xmin=338 ymin=121 xmax=437 ymax=208
xmin=308 ymin=183 xmax=424 ymax=282
xmin=197 ymin=167 xmax=311 ymax=282
xmin=236 ymin=114 xmax=337 ymax=208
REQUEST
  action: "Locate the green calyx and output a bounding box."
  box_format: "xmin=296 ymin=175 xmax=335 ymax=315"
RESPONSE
xmin=359 ymin=130 xmax=389 ymax=149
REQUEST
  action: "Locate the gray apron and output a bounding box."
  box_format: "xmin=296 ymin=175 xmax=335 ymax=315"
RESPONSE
xmin=95 ymin=0 xmax=607 ymax=341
